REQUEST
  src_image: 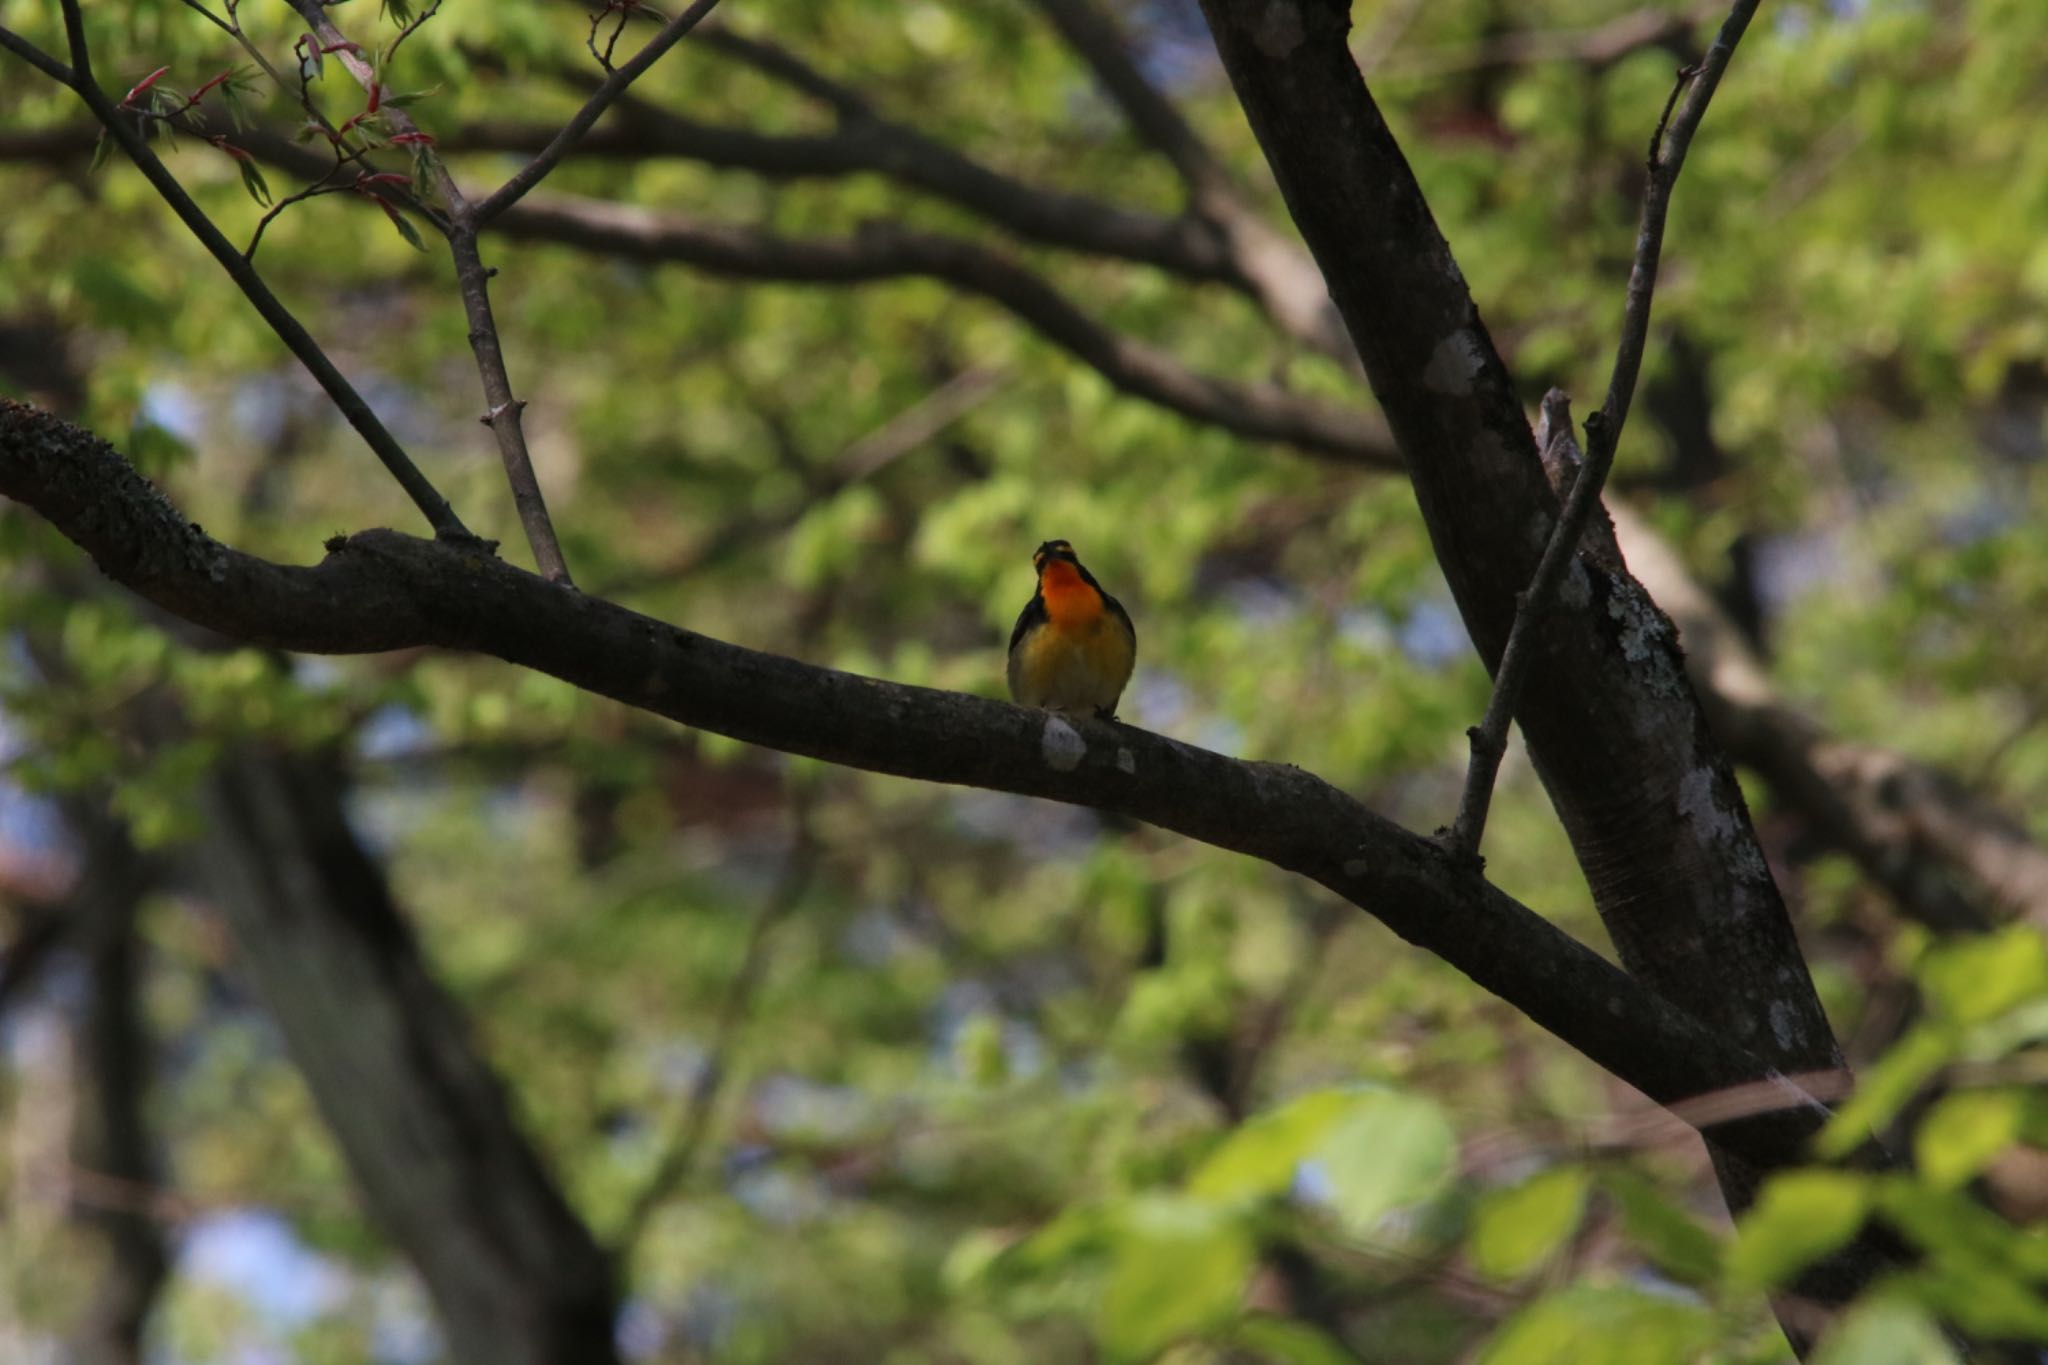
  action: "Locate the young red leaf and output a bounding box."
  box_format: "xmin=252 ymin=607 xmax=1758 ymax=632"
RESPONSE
xmin=122 ymin=66 xmax=171 ymax=107
xmin=192 ymin=69 xmax=235 ymax=103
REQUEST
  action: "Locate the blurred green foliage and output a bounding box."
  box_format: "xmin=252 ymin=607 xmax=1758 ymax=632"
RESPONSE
xmin=0 ymin=0 xmax=2046 ymax=1361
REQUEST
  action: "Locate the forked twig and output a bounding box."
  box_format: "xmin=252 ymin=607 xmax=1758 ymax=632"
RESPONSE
xmin=0 ymin=5 xmax=472 ymax=539
xmin=1444 ymin=0 xmax=1762 ymax=864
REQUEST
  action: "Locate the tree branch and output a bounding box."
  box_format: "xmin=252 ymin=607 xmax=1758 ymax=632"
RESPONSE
xmin=491 ymin=196 xmax=1396 ymax=465
xmin=62 ymin=806 xmax=169 ymax=1365
xmin=0 ymin=14 xmax=472 ymax=540
xmin=1023 ymin=0 xmax=1354 ymax=358
xmin=1612 ymin=503 xmax=2048 ymax=933
xmin=191 ymin=742 xmax=619 ymax=1365
xmin=471 ymin=0 xmax=723 ymax=224
xmin=1195 ymin=0 xmax=1890 ymax=1333
xmin=0 ymin=398 xmax=1838 ymax=1173
xmin=1445 ymin=37 xmax=1742 ymax=862
xmin=282 ymin=0 xmax=576 ymax=583
xmin=1028 ymin=0 xmax=1231 ymax=197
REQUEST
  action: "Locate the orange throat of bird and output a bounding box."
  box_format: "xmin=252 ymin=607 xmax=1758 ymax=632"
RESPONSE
xmin=1037 ymin=560 xmax=1103 ymax=627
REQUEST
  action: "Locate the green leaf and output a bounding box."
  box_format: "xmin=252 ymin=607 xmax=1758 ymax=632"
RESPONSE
xmin=1877 ymin=1179 xmax=2048 ymax=1281
xmin=1229 ymin=1315 xmax=1358 ymax=1365
xmin=386 ymin=207 xmax=427 ymax=251
xmin=1726 ymin=1170 xmax=1871 ymax=1291
xmin=953 ymin=1010 xmax=1008 ymax=1085
xmin=1812 ymin=1298 xmax=1961 ymax=1365
xmin=1314 ymin=1089 xmax=1457 ymax=1237
xmin=1468 ymin=1166 xmax=1591 ymax=1281
xmin=88 ymin=128 xmax=112 ymax=174
xmin=1915 ymin=1089 xmax=2022 ymax=1189
xmin=1478 ymin=1285 xmax=1713 ymax=1365
xmin=1605 ymin=1171 xmax=1722 ymax=1286
xmin=1189 ymin=1089 xmax=1355 ymax=1202
xmin=1918 ymin=927 xmax=2048 ymax=1024
xmin=237 ymin=157 xmax=273 ymax=207
xmin=1096 ymin=1198 xmax=1253 ymax=1363
xmin=1816 ymin=1025 xmax=1953 ymax=1158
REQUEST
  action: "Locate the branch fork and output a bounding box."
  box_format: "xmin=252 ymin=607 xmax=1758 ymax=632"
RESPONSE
xmin=1441 ymin=29 xmax=1754 ymax=865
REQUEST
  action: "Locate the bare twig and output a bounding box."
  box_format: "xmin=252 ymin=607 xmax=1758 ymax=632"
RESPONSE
xmin=471 ymin=0 xmax=723 ymax=225
xmin=586 ymin=2 xmax=636 ymax=72
xmin=244 ymin=142 xmax=382 ymax=259
xmin=383 ymin=0 xmax=445 ymax=66
xmin=1444 ymin=1 xmax=1758 ymax=862
xmin=283 ymin=0 xmax=576 ymax=583
xmin=612 ymin=811 xmax=815 ymax=1252
xmin=0 ymin=10 xmax=472 ymax=539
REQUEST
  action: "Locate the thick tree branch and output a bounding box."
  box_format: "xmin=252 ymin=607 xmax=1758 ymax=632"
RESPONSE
xmin=1195 ymin=0 xmax=1891 ymax=1334
xmin=0 ymin=399 xmax=1836 ymax=1172
xmin=0 ymin=16 xmax=471 ymax=540
xmin=63 ymin=812 xmax=168 ymax=1365
xmin=1612 ymin=504 xmax=2048 ymax=933
xmin=492 ymin=196 xmax=1394 ymax=465
xmin=190 ymin=743 xmax=618 ymax=1365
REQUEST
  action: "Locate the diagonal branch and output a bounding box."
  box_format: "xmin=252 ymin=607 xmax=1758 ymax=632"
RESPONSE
xmin=1023 ymin=0 xmax=1353 ymax=359
xmin=491 ymin=196 xmax=1396 ymax=465
xmin=1445 ymin=12 xmax=1755 ymax=862
xmin=472 ymin=0 xmax=724 ymax=224
xmin=282 ymin=0 xmax=576 ymax=583
xmin=0 ymin=15 xmax=471 ymax=539
xmin=1612 ymin=502 xmax=2048 ymax=933
xmin=1028 ymin=0 xmax=1229 ymax=196
xmin=0 ymin=398 xmax=1839 ymax=1173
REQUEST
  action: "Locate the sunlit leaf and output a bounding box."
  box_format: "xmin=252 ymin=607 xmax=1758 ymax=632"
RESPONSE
xmin=1189 ymin=1089 xmax=1356 ymax=1202
xmin=1469 ymin=1166 xmax=1591 ymax=1281
xmin=1314 ymin=1090 xmax=1457 ymax=1237
xmin=1478 ymin=1285 xmax=1713 ymax=1365
xmin=1915 ymin=1089 xmax=2022 ymax=1189
xmin=1726 ymin=1170 xmax=1872 ymax=1291
xmin=1096 ymin=1198 xmax=1253 ymax=1363
xmin=1918 ymin=928 xmax=2048 ymax=1025
xmin=1605 ymin=1171 xmax=1722 ymax=1286
xmin=1812 ymin=1298 xmax=1961 ymax=1365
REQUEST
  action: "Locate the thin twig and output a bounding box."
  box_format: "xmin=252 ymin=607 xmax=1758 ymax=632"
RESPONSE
xmin=586 ymin=1 xmax=639 ymax=72
xmin=283 ymin=0 xmax=578 ymax=583
xmin=471 ymin=0 xmax=724 ymax=225
xmin=383 ymin=0 xmax=445 ymax=66
xmin=0 ymin=10 xmax=472 ymax=539
xmin=612 ymin=811 xmax=816 ymax=1252
xmin=1443 ymin=0 xmax=1760 ymax=863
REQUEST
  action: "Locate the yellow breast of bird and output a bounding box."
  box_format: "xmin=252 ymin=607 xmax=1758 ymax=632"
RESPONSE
xmin=1014 ymin=611 xmax=1134 ymax=713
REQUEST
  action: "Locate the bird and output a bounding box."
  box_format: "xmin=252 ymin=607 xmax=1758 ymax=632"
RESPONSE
xmin=1006 ymin=539 xmax=1136 ymax=720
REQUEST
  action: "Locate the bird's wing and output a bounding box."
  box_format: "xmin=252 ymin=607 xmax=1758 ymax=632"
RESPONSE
xmin=1008 ymin=593 xmax=1047 ymax=654
xmin=1104 ymin=593 xmax=1135 ymax=650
